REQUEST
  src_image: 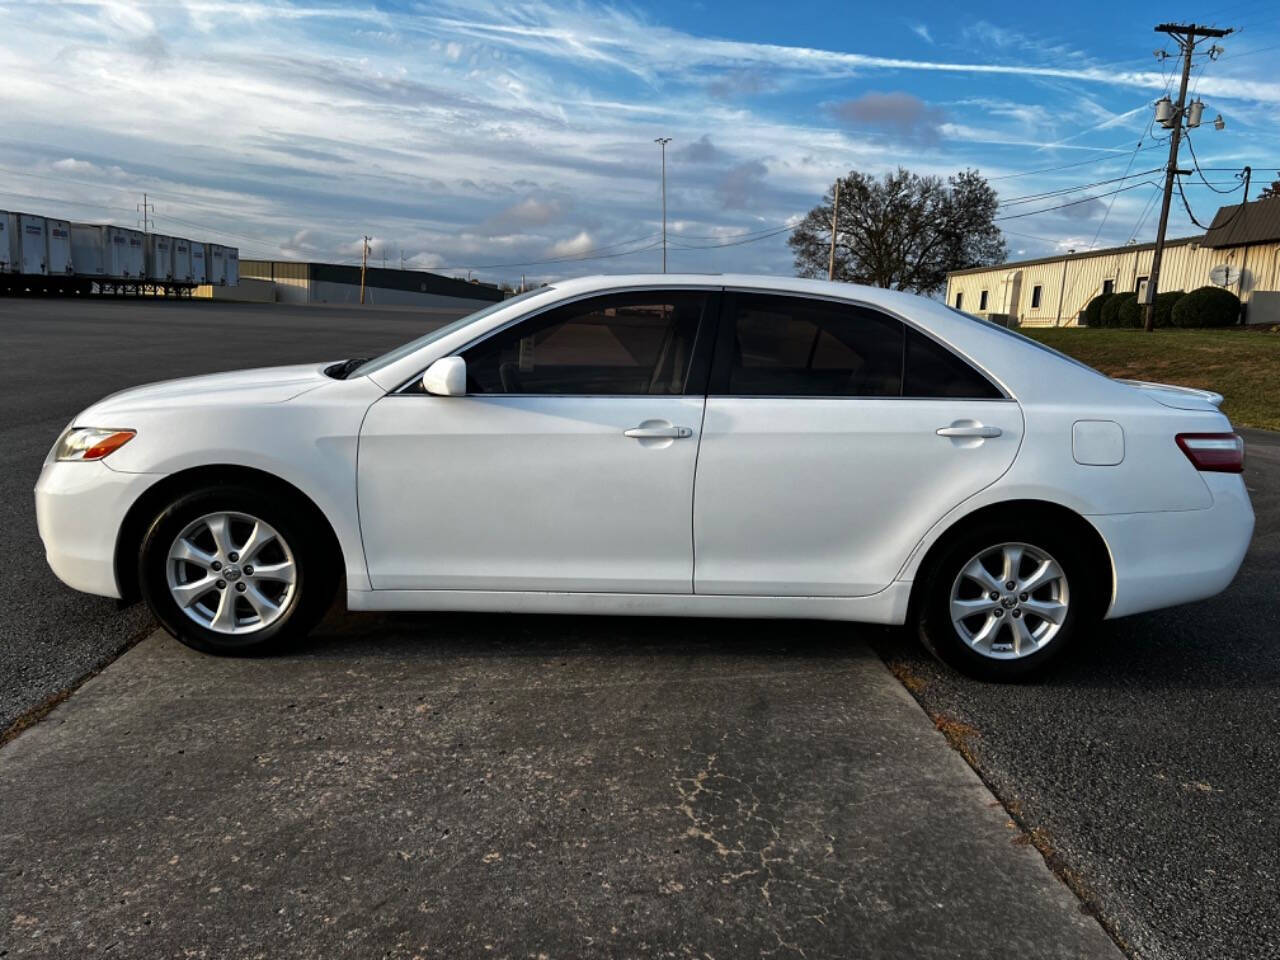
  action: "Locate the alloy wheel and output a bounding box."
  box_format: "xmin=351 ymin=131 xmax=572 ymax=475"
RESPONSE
xmin=948 ymin=541 xmax=1070 ymax=660
xmin=165 ymin=511 xmax=297 ymax=635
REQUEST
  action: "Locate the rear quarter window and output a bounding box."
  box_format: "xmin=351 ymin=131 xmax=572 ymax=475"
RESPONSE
xmin=904 ymin=327 xmax=1003 ymax=399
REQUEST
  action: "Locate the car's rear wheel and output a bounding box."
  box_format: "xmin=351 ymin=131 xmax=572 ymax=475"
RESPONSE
xmin=138 ymin=485 xmax=337 ymax=654
xmin=916 ymin=520 xmax=1093 ymax=680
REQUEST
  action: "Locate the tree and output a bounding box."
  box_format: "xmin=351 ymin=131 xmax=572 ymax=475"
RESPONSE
xmin=788 ymin=167 xmax=1005 ymax=296
xmin=1258 ymin=175 xmax=1280 ymax=200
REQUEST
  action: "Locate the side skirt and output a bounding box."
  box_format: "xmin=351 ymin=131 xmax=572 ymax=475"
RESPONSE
xmin=346 ymin=582 xmax=913 ymax=625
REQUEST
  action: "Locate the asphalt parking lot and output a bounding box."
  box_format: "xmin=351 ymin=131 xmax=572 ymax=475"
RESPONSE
xmin=1 ymin=297 xmax=469 ymax=735
xmin=2 ymin=298 xmax=1278 ymax=959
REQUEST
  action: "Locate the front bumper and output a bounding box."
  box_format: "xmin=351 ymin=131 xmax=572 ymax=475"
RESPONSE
xmin=35 ymin=460 xmax=164 ymax=599
xmin=1090 ymin=472 xmax=1255 ymax=619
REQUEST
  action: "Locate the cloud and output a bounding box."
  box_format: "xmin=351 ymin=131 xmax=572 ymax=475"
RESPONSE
xmin=51 ymin=158 xmax=98 ymax=173
xmin=1059 ymin=197 xmax=1106 ymax=221
xmin=910 ymin=23 xmax=933 ymax=44
xmin=486 ymin=196 xmax=570 ymax=229
xmin=716 ymin=160 xmax=768 ymax=210
xmin=706 ymin=69 xmax=773 ymax=99
xmin=830 ymin=91 xmax=946 ymax=146
xmin=674 ymin=134 xmax=727 ymax=164
xmin=549 ymin=231 xmax=594 ymax=257
xmin=0 ymin=0 xmax=1273 ymax=284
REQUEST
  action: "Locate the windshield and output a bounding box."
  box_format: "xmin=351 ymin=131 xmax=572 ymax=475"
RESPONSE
xmin=351 ymin=287 xmax=552 ymax=378
xmin=945 ymin=306 xmax=1107 ymax=379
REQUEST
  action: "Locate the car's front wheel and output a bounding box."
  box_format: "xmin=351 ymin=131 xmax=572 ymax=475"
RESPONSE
xmin=916 ymin=520 xmax=1094 ymax=681
xmin=138 ymin=485 xmax=337 ymax=654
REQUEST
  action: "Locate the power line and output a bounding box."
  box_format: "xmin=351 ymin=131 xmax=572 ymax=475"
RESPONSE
xmin=1183 ymin=130 xmax=1248 ymax=194
xmin=998 ymin=167 xmax=1164 ymax=208
xmin=1176 ymin=167 xmax=1252 ymax=230
xmin=985 ymin=140 xmax=1166 ymax=181
xmin=993 ymin=180 xmax=1161 ymax=221
xmin=1128 ymin=183 xmax=1163 ymax=242
xmin=670 ymin=224 xmax=797 ymax=250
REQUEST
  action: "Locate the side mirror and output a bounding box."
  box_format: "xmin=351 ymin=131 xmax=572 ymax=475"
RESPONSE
xmin=422 ymin=356 xmax=467 ymax=396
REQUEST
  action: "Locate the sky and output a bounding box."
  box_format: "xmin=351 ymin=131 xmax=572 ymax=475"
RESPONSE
xmin=0 ymin=0 xmax=1277 ymax=287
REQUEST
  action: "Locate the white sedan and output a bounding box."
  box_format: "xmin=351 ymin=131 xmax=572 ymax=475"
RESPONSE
xmin=36 ymin=275 xmax=1254 ymax=679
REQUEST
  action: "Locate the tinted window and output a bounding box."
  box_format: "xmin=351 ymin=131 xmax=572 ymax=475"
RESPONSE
xmin=461 ymin=292 xmax=706 ymax=395
xmin=353 ymin=287 xmax=553 ymax=378
xmin=719 ymin=294 xmax=904 ymax=397
xmin=1030 ymin=285 xmax=1042 ymax=308
xmin=903 ymin=328 xmax=1002 ymax=398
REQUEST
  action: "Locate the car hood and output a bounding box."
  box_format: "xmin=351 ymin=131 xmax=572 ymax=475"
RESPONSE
xmin=79 ymin=363 xmax=334 ymax=418
xmin=1117 ymin=378 xmax=1225 ymax=412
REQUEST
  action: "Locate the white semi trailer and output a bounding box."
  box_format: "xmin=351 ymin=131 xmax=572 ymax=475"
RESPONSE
xmin=7 ymin=210 xmax=237 ymax=296
xmin=190 ymin=240 xmax=208 ymax=285
xmin=172 ymin=238 xmax=193 ymax=284
xmin=146 ymin=233 xmax=174 ymax=283
xmin=47 ymin=219 xmax=73 ymax=278
xmin=1 ymin=212 xmax=51 ymax=292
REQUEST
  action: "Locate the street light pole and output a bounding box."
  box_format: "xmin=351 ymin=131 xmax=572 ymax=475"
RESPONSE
xmin=655 ymin=137 xmax=672 ymax=273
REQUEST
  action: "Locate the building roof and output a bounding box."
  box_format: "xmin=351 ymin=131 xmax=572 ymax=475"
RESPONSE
xmin=1202 ymin=195 xmax=1280 ymax=249
xmin=945 ymin=234 xmax=1203 ymax=278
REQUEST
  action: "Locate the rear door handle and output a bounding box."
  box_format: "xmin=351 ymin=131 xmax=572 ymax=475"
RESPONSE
xmin=937 ymin=424 xmax=1002 ymax=439
xmin=624 ymin=425 xmax=693 ymax=439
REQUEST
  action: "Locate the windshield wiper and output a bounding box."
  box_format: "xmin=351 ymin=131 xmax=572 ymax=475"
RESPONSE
xmin=325 ymin=357 xmax=371 ymax=380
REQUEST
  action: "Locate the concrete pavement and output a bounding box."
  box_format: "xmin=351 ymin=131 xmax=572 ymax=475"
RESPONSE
xmin=0 ymin=615 xmax=1120 ymax=959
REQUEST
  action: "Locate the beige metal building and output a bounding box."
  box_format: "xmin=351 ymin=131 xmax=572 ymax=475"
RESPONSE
xmin=945 ymin=195 xmax=1280 ymax=327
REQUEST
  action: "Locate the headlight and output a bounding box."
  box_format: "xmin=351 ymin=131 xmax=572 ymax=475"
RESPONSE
xmin=54 ymin=427 xmax=136 ymax=462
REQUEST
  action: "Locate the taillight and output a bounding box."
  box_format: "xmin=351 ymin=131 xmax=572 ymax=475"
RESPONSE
xmin=1176 ymin=432 xmax=1244 ymax=473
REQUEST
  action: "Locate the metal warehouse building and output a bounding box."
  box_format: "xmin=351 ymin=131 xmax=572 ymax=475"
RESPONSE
xmin=240 ymin=260 xmax=504 ymax=309
xmin=945 ymin=195 xmax=1280 ymax=327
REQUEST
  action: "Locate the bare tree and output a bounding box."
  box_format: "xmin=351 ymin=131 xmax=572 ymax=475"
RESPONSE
xmin=789 ymin=167 xmax=1005 ymax=296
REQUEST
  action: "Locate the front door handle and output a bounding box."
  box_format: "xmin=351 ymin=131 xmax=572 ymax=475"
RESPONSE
xmin=937 ymin=424 xmax=1002 ymax=439
xmin=624 ymin=424 xmax=693 ymax=439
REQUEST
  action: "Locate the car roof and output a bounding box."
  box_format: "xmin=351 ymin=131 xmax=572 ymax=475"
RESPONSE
xmin=547 ymin=273 xmax=928 ymax=312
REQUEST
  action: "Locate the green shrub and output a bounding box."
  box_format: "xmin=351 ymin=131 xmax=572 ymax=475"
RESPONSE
xmin=1153 ymin=290 xmax=1184 ymax=328
xmin=1171 ymin=286 xmax=1241 ymax=328
xmin=1101 ymin=292 xmax=1136 ymax=328
xmin=1117 ymin=295 xmax=1144 ymax=328
xmin=1084 ymin=292 xmax=1115 ymax=327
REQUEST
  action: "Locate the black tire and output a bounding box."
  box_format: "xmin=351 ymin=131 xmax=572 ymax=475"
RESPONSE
xmin=138 ymin=484 xmax=338 ymax=655
xmin=914 ymin=518 xmax=1097 ymax=681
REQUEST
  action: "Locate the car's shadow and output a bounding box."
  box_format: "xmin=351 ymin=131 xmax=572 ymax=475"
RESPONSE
xmin=299 ymin=605 xmax=884 ymax=665
xmin=276 ymin=583 xmax=1280 ymax=692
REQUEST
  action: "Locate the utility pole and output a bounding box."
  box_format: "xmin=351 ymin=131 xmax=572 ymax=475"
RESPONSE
xmin=1144 ymin=22 xmax=1232 ymax=332
xmin=828 ymin=179 xmax=840 ymax=281
xmin=137 ymin=193 xmax=153 ymax=236
xmin=655 ymin=137 xmax=672 ymax=273
xmin=360 ymin=235 xmax=370 ymax=305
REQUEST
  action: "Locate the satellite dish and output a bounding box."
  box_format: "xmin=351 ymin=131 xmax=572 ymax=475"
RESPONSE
xmin=1209 ymin=264 xmax=1241 ymax=287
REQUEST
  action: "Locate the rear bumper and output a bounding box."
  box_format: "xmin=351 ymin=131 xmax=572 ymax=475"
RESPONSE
xmin=35 ymin=461 xmax=163 ymax=599
xmin=1090 ymin=472 xmax=1254 ymax=619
